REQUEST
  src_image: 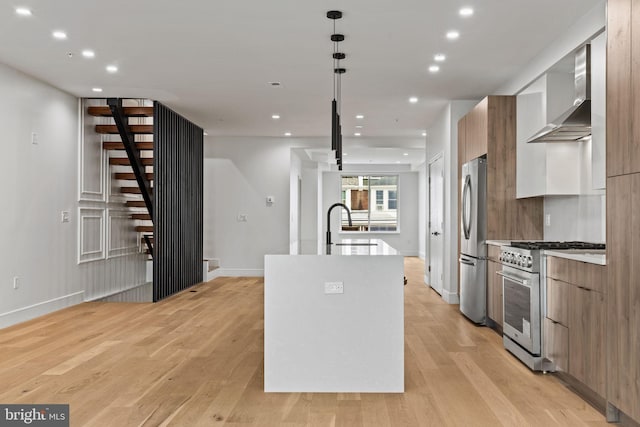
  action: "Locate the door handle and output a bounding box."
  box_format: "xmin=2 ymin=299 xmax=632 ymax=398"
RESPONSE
xmin=431 ymin=231 xmax=441 ymax=236
xmin=459 ymin=257 xmax=476 ymax=266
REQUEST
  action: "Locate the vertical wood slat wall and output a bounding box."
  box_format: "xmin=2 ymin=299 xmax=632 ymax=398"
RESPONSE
xmin=153 ymin=102 xmax=204 ymax=302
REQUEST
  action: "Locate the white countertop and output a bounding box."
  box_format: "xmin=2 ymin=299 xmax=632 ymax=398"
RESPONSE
xmin=544 ymin=249 xmax=606 ymax=265
xmin=295 ymin=239 xmax=399 ymax=256
xmin=486 ymin=240 xmax=511 ymax=247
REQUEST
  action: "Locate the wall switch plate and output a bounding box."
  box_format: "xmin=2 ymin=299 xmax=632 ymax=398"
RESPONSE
xmin=324 ymin=281 xmax=344 ymax=294
xmin=237 ymin=214 xmax=248 ymax=222
xmin=545 ymin=214 xmax=551 ymax=227
xmin=31 ymin=132 xmax=38 ymax=145
xmin=13 ymin=277 xmax=19 ymax=289
xmin=61 ymin=211 xmax=70 ymax=223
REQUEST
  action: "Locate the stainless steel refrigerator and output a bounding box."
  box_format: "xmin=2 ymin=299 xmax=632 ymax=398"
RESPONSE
xmin=459 ymin=157 xmax=487 ymax=324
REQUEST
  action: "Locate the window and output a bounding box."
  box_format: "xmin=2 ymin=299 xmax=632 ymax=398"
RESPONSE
xmin=340 ymin=175 xmax=398 ymax=232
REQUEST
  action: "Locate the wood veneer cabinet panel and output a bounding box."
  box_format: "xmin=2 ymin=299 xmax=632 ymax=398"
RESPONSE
xmin=546 ymin=257 xmax=606 ymax=293
xmin=568 ymin=286 xmax=606 ymax=397
xmin=632 ymin=0 xmax=640 ymax=171
xmin=546 ymin=277 xmax=569 ymax=326
xmin=607 ymin=0 xmax=632 ymax=176
xmin=466 ymin=98 xmax=488 ymax=161
xmin=607 ymin=174 xmax=640 ymax=419
xmin=487 ymin=245 xmax=500 ymax=262
xmin=544 ymin=318 xmax=569 ymax=373
xmin=487 ymin=259 xmax=503 ymax=327
xmin=486 ymin=96 xmax=544 ymax=240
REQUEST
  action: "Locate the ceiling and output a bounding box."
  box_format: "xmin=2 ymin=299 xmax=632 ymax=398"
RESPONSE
xmin=1 ymin=0 xmax=599 ymax=142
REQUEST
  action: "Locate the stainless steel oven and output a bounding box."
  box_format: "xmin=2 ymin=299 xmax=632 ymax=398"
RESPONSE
xmin=498 ymin=265 xmax=540 ymax=355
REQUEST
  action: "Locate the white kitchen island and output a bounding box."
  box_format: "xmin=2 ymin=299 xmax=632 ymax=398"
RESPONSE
xmin=264 ymin=239 xmax=404 ymax=393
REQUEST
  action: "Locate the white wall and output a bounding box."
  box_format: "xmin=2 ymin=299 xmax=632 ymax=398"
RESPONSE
xmin=416 ymin=161 xmax=427 ymax=259
xmin=0 ymin=63 xmax=146 ymax=328
xmin=425 ymin=101 xmax=477 ymax=303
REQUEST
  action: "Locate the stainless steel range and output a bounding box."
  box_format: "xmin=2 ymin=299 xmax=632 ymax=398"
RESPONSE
xmin=498 ymin=241 xmax=605 ymax=371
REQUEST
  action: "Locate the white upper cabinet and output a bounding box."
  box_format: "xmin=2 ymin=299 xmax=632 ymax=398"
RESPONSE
xmin=516 ymin=37 xmax=606 ymax=198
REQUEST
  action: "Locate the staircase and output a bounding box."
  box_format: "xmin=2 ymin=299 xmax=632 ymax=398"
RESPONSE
xmin=88 ymin=101 xmax=155 ymax=257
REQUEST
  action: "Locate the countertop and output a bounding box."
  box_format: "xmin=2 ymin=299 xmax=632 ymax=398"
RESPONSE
xmin=544 ymin=249 xmax=606 ymax=265
xmin=296 ymin=239 xmax=399 ymax=256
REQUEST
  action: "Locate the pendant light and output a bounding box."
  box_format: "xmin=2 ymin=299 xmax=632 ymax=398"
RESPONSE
xmin=327 ymin=10 xmax=346 ymax=171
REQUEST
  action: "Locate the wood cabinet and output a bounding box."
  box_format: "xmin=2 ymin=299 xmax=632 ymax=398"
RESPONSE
xmin=606 ymin=173 xmax=640 ymax=420
xmin=457 ymin=96 xmax=544 ymax=245
xmin=544 ymin=256 xmax=606 ymax=397
xmin=486 ymin=246 xmax=502 ymax=328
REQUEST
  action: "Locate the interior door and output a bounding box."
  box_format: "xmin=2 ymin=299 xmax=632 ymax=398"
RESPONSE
xmin=428 ymin=155 xmax=444 ymax=295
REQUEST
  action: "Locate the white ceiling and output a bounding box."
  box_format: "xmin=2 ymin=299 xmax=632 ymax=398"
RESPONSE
xmin=1 ymin=0 xmax=599 ymax=141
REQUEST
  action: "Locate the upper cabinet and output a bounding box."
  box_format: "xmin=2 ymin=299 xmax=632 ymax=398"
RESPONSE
xmin=516 ymin=36 xmax=607 ymax=198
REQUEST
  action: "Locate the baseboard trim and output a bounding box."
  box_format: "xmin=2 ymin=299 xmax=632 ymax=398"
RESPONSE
xmin=86 ymin=282 xmax=152 ymax=302
xmin=208 ymin=268 xmax=264 ymax=280
xmin=0 ymin=291 xmax=85 ymax=329
xmin=441 ymin=289 xmax=460 ymax=304
xmin=418 ymin=251 xmax=426 ymax=260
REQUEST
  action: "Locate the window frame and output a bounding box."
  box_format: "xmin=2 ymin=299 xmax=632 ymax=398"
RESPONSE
xmin=338 ymin=174 xmax=400 ymax=234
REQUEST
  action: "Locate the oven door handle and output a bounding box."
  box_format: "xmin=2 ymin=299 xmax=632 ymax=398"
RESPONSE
xmin=496 ymin=271 xmax=529 ymax=286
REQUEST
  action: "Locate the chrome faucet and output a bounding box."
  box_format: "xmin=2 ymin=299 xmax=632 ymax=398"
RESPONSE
xmin=326 ymin=203 xmax=352 ymax=252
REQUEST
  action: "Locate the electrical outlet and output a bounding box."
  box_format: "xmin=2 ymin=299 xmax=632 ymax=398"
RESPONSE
xmin=237 ymin=214 xmax=248 ymax=222
xmin=324 ymin=281 xmax=344 ymax=294
xmin=61 ymin=211 xmax=70 ymax=223
xmin=31 ymin=132 xmax=38 ymax=145
xmin=545 ymin=214 xmax=551 ymax=227
xmin=13 ymin=277 xmax=19 ymax=289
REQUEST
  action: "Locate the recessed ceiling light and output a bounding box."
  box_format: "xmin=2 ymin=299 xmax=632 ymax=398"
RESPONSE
xmin=446 ymin=31 xmax=460 ymax=40
xmin=356 ymin=115 xmax=364 ymax=119
xmin=52 ymin=31 xmax=67 ymax=40
xmin=459 ymin=7 xmax=474 ymax=17
xmin=403 ymin=153 xmax=409 ymax=156
xmin=284 ymin=132 xmax=291 ymax=136
xmin=409 ymin=97 xmax=418 ymax=104
xmin=203 ymin=131 xmax=209 ymax=136
xmin=429 ymin=65 xmax=440 ymax=73
xmin=272 ymin=114 xmax=280 ymax=119
xmin=106 ymin=65 xmax=118 ymax=73
xmin=354 ymin=133 xmax=361 ymax=136
xmin=396 ymin=161 xmax=401 ymax=164
xmin=434 ymin=54 xmax=446 ymax=62
xmin=355 ymin=125 xmax=363 ymax=129
xmin=81 ymin=50 xmax=95 ymax=58
xmin=343 ymin=153 xmax=348 ymax=156
xmin=15 ymin=7 xmax=32 ymax=16
xmin=92 ymin=87 xmax=103 ymax=93
xmin=422 ymin=132 xmax=427 ymax=137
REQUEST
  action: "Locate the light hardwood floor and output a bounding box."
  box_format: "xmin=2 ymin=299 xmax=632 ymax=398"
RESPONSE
xmin=0 ymin=258 xmax=608 ymax=426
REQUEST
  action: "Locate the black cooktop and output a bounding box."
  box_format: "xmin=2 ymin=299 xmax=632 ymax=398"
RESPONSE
xmin=509 ymin=241 xmax=606 ymax=250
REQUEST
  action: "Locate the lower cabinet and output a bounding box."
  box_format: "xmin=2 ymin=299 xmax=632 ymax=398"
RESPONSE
xmin=544 ymin=256 xmax=606 ymax=397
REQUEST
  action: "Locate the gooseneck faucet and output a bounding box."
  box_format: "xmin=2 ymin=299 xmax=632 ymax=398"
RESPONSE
xmin=326 ymin=203 xmax=352 ymax=252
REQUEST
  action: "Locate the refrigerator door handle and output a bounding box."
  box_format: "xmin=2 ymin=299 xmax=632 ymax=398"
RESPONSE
xmin=459 ymin=257 xmax=476 ymax=267
xmin=462 ymin=174 xmax=472 ymax=240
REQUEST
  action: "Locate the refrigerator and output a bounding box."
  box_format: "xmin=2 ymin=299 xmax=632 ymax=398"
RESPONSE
xmin=459 ymin=157 xmax=487 ymax=324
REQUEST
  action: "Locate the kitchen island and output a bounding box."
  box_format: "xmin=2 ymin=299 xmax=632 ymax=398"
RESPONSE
xmin=264 ymin=239 xmax=404 ymax=392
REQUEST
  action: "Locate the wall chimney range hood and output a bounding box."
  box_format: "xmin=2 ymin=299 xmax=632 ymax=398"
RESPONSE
xmin=526 ymin=45 xmax=591 ymax=143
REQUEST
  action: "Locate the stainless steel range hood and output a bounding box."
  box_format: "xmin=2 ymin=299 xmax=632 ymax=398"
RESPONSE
xmin=527 ymin=45 xmax=591 ymax=143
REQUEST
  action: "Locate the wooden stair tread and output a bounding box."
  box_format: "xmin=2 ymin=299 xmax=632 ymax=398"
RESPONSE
xmin=114 ymin=172 xmax=153 ymax=180
xmin=121 ymin=187 xmax=152 ymax=194
xmin=131 ymin=213 xmax=151 ymax=220
xmin=103 ymin=141 xmax=154 ymax=150
xmin=88 ymin=106 xmax=153 ymax=117
xmin=96 ymin=124 xmax=153 ymax=134
xmin=109 ymin=157 xmax=153 ymax=166
xmin=125 ymin=201 xmax=147 ymax=207
xmin=135 ymin=226 xmax=154 ymax=233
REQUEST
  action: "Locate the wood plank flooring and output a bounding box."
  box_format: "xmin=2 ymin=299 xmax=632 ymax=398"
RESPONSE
xmin=0 ymin=258 xmax=608 ymax=426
